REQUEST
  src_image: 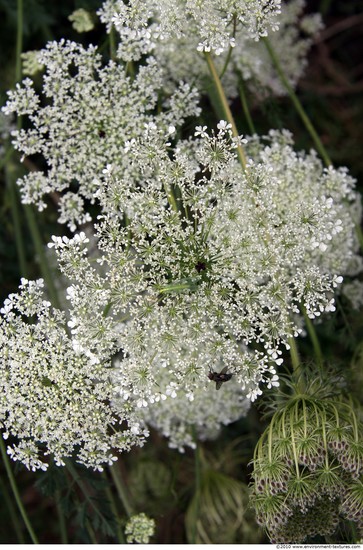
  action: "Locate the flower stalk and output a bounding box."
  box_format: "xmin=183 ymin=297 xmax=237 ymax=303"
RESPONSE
xmin=204 ymin=52 xmax=247 ymax=169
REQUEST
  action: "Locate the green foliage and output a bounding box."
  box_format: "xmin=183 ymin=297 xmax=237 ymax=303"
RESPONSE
xmin=186 ymin=469 xmax=260 ymax=544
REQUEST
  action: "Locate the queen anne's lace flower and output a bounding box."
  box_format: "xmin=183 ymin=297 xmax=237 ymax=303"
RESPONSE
xmin=0 ymin=278 xmax=149 ymax=472
xmin=0 ymin=116 xmax=360 ymax=470
xmin=49 ymin=124 xmax=361 ymax=413
xmin=2 ymin=40 xmax=200 ymax=229
xmin=149 ymin=0 xmax=322 ymax=99
xmin=99 ymin=0 xmax=281 ymax=59
xmin=137 ymin=360 xmax=251 ymax=452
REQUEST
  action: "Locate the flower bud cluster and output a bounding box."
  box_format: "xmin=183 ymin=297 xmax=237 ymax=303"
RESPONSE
xmin=250 ymin=388 xmax=363 ymax=542
xmin=125 ymin=513 xmax=155 ymax=544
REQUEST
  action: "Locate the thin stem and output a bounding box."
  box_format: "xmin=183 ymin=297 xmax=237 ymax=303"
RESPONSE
xmin=219 ymin=46 xmax=233 ymax=80
xmin=0 ymin=475 xmax=26 ymax=543
xmin=290 ymin=405 xmax=301 ymax=478
xmin=66 ymin=461 xmax=110 ymax=526
xmin=204 ymin=52 xmax=247 ymax=169
xmin=218 ymin=16 xmax=237 ymax=79
xmin=302 ymin=398 xmax=307 ymax=439
xmin=320 ymin=407 xmax=330 ymax=468
xmin=0 ymin=146 xmax=14 ymax=171
xmin=288 ymin=337 xmax=300 ymax=372
xmin=267 ymin=413 xmax=276 ymax=463
xmin=191 ymin=432 xmax=202 ymax=545
xmin=55 ymin=492 xmax=68 ymax=544
xmin=238 ymin=77 xmax=256 ymax=134
xmin=109 ymin=465 xmax=134 ymax=517
xmin=23 ymin=204 xmax=61 ymax=309
xmin=85 ymin=519 xmax=98 ymax=544
xmin=6 ymin=0 xmax=27 ymax=277
xmin=109 ymin=25 xmax=117 ymax=61
xmin=263 ymin=37 xmax=332 ymax=168
xmin=5 ymin=163 xmax=28 ymax=276
xmin=355 ymin=223 xmax=363 ymax=254
xmin=163 ymin=183 xmax=178 ymax=213
xmin=16 ymin=0 xmax=23 ymax=85
xmin=0 ymin=436 xmax=39 ymax=544
xmin=101 ymin=471 xmax=125 ymax=543
xmin=301 ymin=308 xmax=323 ymax=366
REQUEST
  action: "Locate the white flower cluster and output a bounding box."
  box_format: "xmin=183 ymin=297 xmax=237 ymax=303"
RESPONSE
xmin=0 ymin=278 xmax=149 ymax=472
xmin=141 ymin=366 xmax=251 ymax=452
xmin=1 ymin=116 xmax=360 ymax=468
xmin=125 ymin=513 xmax=155 ymax=544
xmin=50 ymin=124 xmax=361 ymax=409
xmin=2 ymin=39 xmax=200 ymax=230
xmin=98 ymin=0 xmax=281 ymax=58
xmin=150 ymin=0 xmax=322 ymax=99
xmin=1 ymin=1 xmax=361 ymax=472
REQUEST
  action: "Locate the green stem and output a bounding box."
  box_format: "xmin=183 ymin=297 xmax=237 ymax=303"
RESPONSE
xmin=302 ymin=308 xmax=323 ymax=366
xmin=219 ymin=46 xmax=233 ymax=79
xmin=263 ymin=37 xmax=332 ymax=168
xmin=204 ymin=52 xmax=247 ymax=169
xmin=219 ymin=15 xmax=237 ymax=79
xmin=16 ymin=0 xmax=23 ymax=85
xmin=6 ymin=0 xmax=27 ymax=278
xmin=320 ymin=407 xmax=330 ymax=468
xmin=5 ymin=163 xmax=28 ymax=276
xmin=290 ymin=404 xmax=301 ymax=478
xmin=109 ymin=465 xmax=133 ymax=517
xmin=109 ymin=25 xmax=117 ymax=61
xmin=163 ymin=183 xmax=178 ymax=213
xmin=66 ymin=461 xmax=110 ymax=526
xmin=288 ymin=337 xmax=300 ymax=372
xmin=85 ymin=519 xmax=98 ymax=544
xmin=23 ymin=204 xmax=61 ymax=309
xmin=238 ymin=78 xmax=256 ymax=134
xmin=191 ymin=434 xmax=202 ymax=545
xmin=102 ymin=472 xmax=125 ymax=543
xmin=355 ymin=223 xmax=363 ymax=254
xmin=267 ymin=413 xmax=276 ymax=463
xmin=0 ymin=475 xmax=26 ymax=543
xmin=0 ymin=436 xmax=39 ymax=544
xmin=55 ymin=492 xmax=68 ymax=544
xmin=0 ymin=146 xmax=14 ymax=171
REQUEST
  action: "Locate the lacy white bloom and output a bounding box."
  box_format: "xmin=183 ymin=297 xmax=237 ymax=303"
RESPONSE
xmin=1 ymin=124 xmax=360 ymax=470
xmin=143 ymin=0 xmax=322 ymax=99
xmin=47 ymin=125 xmax=361 ymax=410
xmin=2 ymin=39 xmax=200 ymax=229
xmin=0 ymin=279 xmax=148 ymax=472
xmin=98 ymin=0 xmax=281 ymax=59
xmin=138 ymin=361 xmax=251 ymax=452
